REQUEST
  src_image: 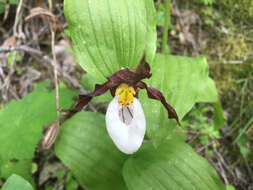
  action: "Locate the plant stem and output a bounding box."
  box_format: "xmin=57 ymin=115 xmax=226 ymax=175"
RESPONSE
xmin=162 ymin=0 xmax=171 ymax=54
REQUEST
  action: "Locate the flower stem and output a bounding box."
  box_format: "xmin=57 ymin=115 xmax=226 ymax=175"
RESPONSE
xmin=162 ymin=0 xmax=171 ymax=54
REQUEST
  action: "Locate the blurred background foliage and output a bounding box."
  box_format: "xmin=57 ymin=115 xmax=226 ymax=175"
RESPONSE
xmin=155 ymin=0 xmax=253 ymax=188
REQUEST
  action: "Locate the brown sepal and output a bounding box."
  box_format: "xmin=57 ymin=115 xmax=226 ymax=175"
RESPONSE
xmin=64 ymin=55 xmax=180 ymax=126
xmin=65 ymin=55 xmax=151 ymax=120
xmin=108 ymin=55 xmax=151 ymax=88
xmin=136 ymin=81 xmax=180 ymax=125
xmin=65 ymin=81 xmax=116 ymax=120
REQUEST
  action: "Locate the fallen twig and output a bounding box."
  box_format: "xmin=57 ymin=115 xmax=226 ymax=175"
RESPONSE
xmin=13 ymin=0 xmax=25 ymax=40
xmin=0 ymin=45 xmax=97 ymax=112
xmin=0 ymin=45 xmax=54 ymax=65
xmin=214 ymin=148 xmax=236 ymax=184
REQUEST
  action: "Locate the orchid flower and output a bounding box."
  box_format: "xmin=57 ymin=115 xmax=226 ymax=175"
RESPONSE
xmin=67 ymin=56 xmax=179 ymax=154
xmin=106 ymin=83 xmax=146 ymax=154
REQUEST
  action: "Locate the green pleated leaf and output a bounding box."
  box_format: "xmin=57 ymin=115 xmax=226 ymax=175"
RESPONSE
xmin=0 ymin=81 xmax=77 ymax=181
xmin=1 ymin=174 xmax=33 ymax=190
xmin=139 ymin=54 xmax=218 ymax=144
xmin=55 ymin=112 xmax=128 ymax=190
xmin=123 ymin=139 xmax=225 ymax=190
xmin=64 ymin=0 xmax=156 ymax=82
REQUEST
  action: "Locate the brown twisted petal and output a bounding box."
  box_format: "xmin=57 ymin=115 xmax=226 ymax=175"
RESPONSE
xmin=65 ymin=55 xmax=152 ymax=120
xmin=66 ymin=81 xmax=115 ymax=119
xmin=64 ymin=54 xmax=179 ymax=126
xmin=136 ymin=81 xmax=180 ymax=125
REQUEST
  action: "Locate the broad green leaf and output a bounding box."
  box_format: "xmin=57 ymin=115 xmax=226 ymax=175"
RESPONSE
xmin=0 ymin=159 xmax=33 ymax=184
xmin=143 ymin=0 xmax=157 ymax=63
xmin=55 ymin=112 xmax=128 ymax=190
xmin=123 ymin=139 xmax=225 ymax=190
xmin=139 ymin=54 xmax=218 ymax=144
xmin=226 ymin=185 xmax=236 ymax=190
xmin=1 ymin=174 xmax=33 ymax=190
xmin=0 ymin=81 xmax=77 ymax=180
xmin=64 ymin=0 xmax=156 ymax=82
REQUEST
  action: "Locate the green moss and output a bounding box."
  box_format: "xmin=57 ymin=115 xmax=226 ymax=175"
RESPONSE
xmin=215 ymin=0 xmax=253 ymax=23
xmin=206 ymin=31 xmax=252 ymax=98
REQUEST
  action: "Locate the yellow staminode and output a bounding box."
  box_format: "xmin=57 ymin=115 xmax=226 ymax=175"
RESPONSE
xmin=115 ymin=83 xmax=136 ymax=106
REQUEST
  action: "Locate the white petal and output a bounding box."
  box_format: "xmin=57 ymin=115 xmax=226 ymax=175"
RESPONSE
xmin=106 ymin=96 xmax=146 ymax=154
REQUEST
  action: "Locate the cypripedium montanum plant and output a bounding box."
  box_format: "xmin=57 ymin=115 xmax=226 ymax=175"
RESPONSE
xmin=67 ymin=55 xmax=179 ymax=154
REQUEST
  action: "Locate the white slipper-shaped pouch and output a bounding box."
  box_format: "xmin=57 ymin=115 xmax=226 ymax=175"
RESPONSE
xmin=106 ymin=95 xmax=146 ymax=154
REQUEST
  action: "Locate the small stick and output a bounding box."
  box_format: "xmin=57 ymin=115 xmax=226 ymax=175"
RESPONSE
xmin=0 ymin=45 xmax=54 ymax=66
xmin=13 ymin=0 xmax=25 ymax=39
xmin=48 ymin=0 xmax=60 ymax=146
xmin=50 ymin=25 xmax=60 ymax=122
xmin=0 ymin=45 xmax=97 ymax=113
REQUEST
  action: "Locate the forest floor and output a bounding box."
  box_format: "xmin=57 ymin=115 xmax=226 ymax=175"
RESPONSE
xmin=0 ymin=0 xmax=253 ymax=189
